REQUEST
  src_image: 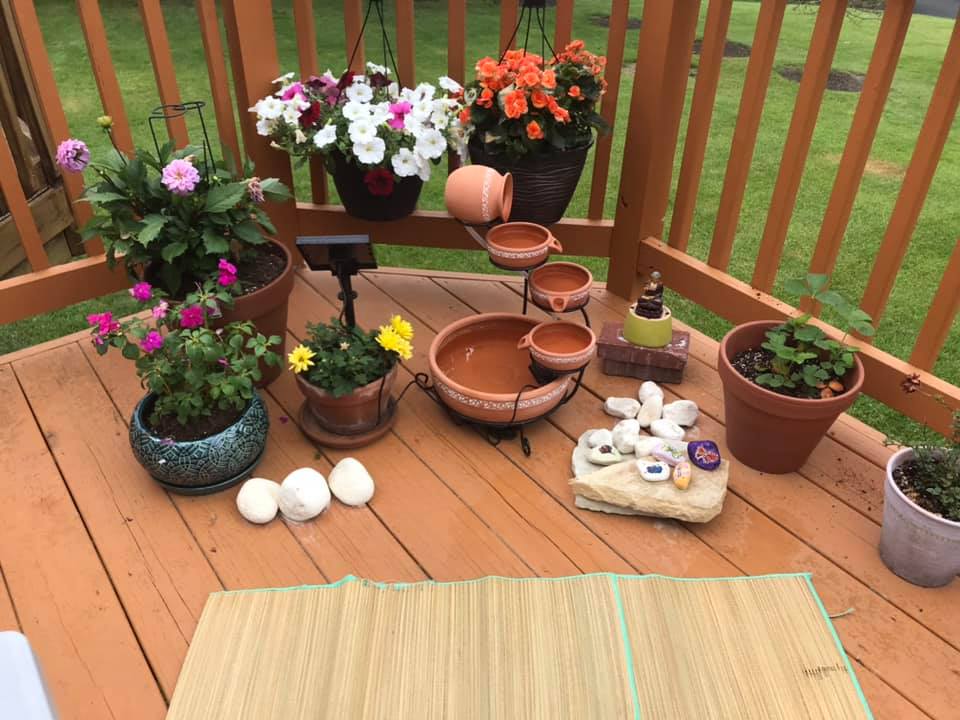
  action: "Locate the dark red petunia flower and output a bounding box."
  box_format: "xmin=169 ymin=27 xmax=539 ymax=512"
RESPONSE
xmin=336 ymin=70 xmax=355 ymax=91
xmin=364 ymin=168 xmax=395 ymax=197
xmin=299 ymin=101 xmax=322 ymax=128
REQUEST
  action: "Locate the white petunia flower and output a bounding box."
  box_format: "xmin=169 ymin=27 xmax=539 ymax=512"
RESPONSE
xmin=281 ymin=105 xmax=301 ymax=126
xmin=366 ymin=62 xmax=390 ymax=76
xmin=414 ymin=82 xmax=436 ymax=101
xmin=438 ymin=76 xmax=462 ymax=93
xmin=342 ymin=101 xmax=371 ymax=122
xmin=370 ymin=102 xmax=392 ymax=125
xmin=272 ymin=71 xmax=295 ymax=84
xmin=256 ymin=117 xmax=275 ymax=137
xmin=414 ymin=128 xmax=446 ymax=160
xmin=348 ymin=118 xmax=377 ymax=144
xmin=415 ymin=154 xmax=432 ymax=182
xmin=345 ymin=82 xmax=373 ymax=103
xmin=411 ymin=98 xmax=433 ymax=121
xmin=295 ymin=129 xmax=308 ymax=144
xmin=431 ymin=110 xmax=450 ymax=130
xmin=313 ymin=123 xmax=338 ymax=148
xmin=391 ymin=148 xmax=419 ymax=178
xmin=403 ymin=113 xmax=424 ymax=136
xmin=252 ymin=97 xmax=284 ymax=120
xmin=353 ymin=137 xmax=386 ymax=165
xmin=399 ymin=87 xmax=418 ymax=104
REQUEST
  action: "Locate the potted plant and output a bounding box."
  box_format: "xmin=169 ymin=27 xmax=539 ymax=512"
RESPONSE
xmin=250 ymin=64 xmax=465 ymax=221
xmin=880 ymin=381 xmax=960 ymax=587
xmin=288 ymin=314 xmax=413 ymax=446
xmin=717 ymin=275 xmax=875 ymax=474
xmin=57 ymin=113 xmax=294 ymax=384
xmin=87 ymin=274 xmax=281 ymax=494
xmin=462 ymin=41 xmax=608 ymax=225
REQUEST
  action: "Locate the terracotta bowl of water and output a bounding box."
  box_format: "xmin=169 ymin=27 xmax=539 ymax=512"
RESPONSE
xmin=429 ymin=313 xmax=575 ymax=424
xmin=529 ymin=261 xmax=593 ymax=312
xmin=517 ymin=320 xmax=596 ymax=373
xmin=485 ymin=222 xmax=562 ymax=270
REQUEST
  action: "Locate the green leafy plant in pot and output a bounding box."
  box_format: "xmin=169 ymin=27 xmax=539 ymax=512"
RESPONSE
xmin=87 ymin=274 xmax=281 ymax=494
xmin=57 ymin=110 xmax=294 ymax=384
xmin=717 ymin=275 xmax=873 ymax=474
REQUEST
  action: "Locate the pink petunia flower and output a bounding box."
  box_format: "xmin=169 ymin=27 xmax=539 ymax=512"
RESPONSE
xmin=129 ymin=282 xmax=153 ymax=302
xmin=161 ymin=158 xmax=201 ymax=196
xmin=217 ymin=258 xmax=238 ymax=286
xmin=151 ymin=300 xmax=169 ymax=320
xmin=140 ymin=331 xmax=164 ymax=354
xmin=56 ymin=139 xmax=90 ymax=173
xmin=280 ymin=82 xmax=305 ymax=101
xmin=388 ymin=101 xmax=412 ymax=130
xmin=179 ymin=305 xmax=205 ymax=329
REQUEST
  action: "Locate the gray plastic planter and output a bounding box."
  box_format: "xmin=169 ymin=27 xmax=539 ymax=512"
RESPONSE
xmin=879 ymin=448 xmax=960 ymax=587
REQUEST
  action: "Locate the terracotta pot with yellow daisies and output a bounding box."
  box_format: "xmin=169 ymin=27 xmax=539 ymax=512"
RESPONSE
xmin=289 ymin=315 xmax=413 ymax=447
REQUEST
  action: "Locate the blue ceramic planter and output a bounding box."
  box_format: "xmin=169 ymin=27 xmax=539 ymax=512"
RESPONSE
xmin=129 ymin=392 xmax=269 ymax=494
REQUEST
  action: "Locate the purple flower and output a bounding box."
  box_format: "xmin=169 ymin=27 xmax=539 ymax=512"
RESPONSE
xmin=151 ymin=300 xmax=169 ymax=320
xmin=179 ymin=304 xmax=205 ymax=329
xmin=217 ymin=258 xmax=238 ymax=287
xmin=388 ymin=101 xmax=412 ymax=130
xmin=247 ymin=177 xmax=264 ymax=203
xmin=129 ymin=281 xmax=153 ymax=303
xmin=56 ymin=138 xmax=90 ymax=173
xmin=140 ymin=331 xmax=164 ymax=354
xmin=161 ymin=158 xmax=201 ymax=196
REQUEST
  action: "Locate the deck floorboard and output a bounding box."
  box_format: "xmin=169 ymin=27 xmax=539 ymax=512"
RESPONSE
xmin=0 ymin=268 xmax=954 ymax=720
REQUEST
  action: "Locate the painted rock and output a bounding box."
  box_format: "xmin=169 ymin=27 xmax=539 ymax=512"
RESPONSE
xmin=279 ymin=467 xmax=331 ymax=522
xmin=638 ymin=381 xmax=664 ymax=404
xmin=688 ymin=440 xmax=722 ymax=471
xmin=662 ymin=400 xmax=699 ymax=427
xmin=673 ymin=461 xmax=692 ymax=491
xmin=612 ymin=419 xmax=641 ymax=454
xmin=328 ymin=457 xmax=375 ymax=506
xmin=650 ymin=418 xmax=685 ymax=441
xmin=588 ymin=444 xmax=623 ymax=466
xmin=637 ymin=461 xmax=671 ymax=482
xmin=604 ymin=397 xmax=641 ymax=419
xmin=236 ymin=478 xmax=281 ymax=524
xmin=634 ymin=435 xmax=665 ymax=458
xmin=653 ymin=442 xmax=687 ymax=467
xmin=586 ymin=429 xmax=613 ymax=448
xmin=637 ymin=395 xmax=663 ymax=429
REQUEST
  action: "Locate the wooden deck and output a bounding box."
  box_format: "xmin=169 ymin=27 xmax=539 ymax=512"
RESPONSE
xmin=0 ymin=267 xmax=957 ymax=719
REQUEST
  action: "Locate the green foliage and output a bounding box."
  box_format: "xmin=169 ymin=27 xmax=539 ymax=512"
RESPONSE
xmin=755 ymin=275 xmax=872 ymax=397
xmin=301 ymin=319 xmax=397 ymax=398
xmin=903 ymin=429 xmax=960 ymax=522
xmin=91 ymin=280 xmax=281 ymax=426
xmin=79 ymin=132 xmax=290 ymax=297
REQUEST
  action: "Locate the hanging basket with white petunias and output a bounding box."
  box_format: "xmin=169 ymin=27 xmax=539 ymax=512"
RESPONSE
xmin=251 ymin=64 xmax=466 ymax=221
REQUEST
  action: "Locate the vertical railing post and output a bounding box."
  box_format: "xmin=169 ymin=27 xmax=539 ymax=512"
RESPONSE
xmin=607 ymin=0 xmax=701 ymax=300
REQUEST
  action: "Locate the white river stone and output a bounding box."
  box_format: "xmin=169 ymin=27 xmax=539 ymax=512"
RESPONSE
xmin=662 ymin=400 xmax=699 ymax=427
xmin=637 ymin=395 xmax=663 ymax=428
xmin=604 ymin=397 xmax=641 ymax=419
xmin=611 ymin=419 xmax=641 ymax=454
xmin=328 ymin=457 xmax=375 ymax=506
xmin=236 ymin=478 xmax=281 ymax=524
xmin=650 ymin=418 xmax=685 ymax=442
xmin=638 ymin=381 xmax=664 ymax=404
xmin=279 ymin=467 xmax=331 ymax=522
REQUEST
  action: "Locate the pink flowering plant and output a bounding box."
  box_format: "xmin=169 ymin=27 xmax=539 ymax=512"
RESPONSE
xmin=89 ymin=273 xmax=281 ymax=427
xmin=58 ymin=118 xmax=291 ymax=297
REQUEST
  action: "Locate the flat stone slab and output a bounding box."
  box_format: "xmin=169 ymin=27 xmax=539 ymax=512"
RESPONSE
xmin=571 ymin=430 xmax=728 ymax=523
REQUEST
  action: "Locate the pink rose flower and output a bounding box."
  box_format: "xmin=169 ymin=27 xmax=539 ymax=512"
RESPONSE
xmin=140 ymin=331 xmax=164 ymax=354
xmin=56 ymin=138 xmax=90 ymax=173
xmin=161 ymin=158 xmax=201 ymax=196
xmin=129 ymin=282 xmax=153 ymax=302
xmin=179 ymin=304 xmax=205 ymax=329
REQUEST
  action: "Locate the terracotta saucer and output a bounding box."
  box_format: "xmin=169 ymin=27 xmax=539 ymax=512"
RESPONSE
xmin=298 ymin=400 xmax=397 ymax=449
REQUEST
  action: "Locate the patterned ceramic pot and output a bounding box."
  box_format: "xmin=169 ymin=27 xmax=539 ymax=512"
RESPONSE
xmin=429 ymin=313 xmax=574 ymax=424
xmin=129 ymin=392 xmax=269 ymax=494
xmin=518 ymin=321 xmax=596 ymax=374
xmin=529 ymin=262 xmax=593 ymax=312
xmin=485 ymin=222 xmax=562 ymax=270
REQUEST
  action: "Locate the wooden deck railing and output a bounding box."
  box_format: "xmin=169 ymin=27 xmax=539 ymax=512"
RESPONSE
xmin=0 ymin=0 xmax=958 ymax=434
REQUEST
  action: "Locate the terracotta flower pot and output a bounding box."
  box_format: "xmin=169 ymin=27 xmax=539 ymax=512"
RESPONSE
xmin=129 ymin=392 xmax=269 ymax=495
xmin=444 ymin=165 xmax=513 ymax=225
xmin=296 ymin=364 xmax=398 ymax=436
xmin=529 ymin=262 xmax=592 ymax=312
xmin=485 ymin=222 xmax=562 ymax=270
xmin=219 ymin=239 xmax=295 ymax=387
xmin=623 ymin=305 xmax=673 ymax=348
xmin=468 ymin=137 xmax=592 ymax=225
xmin=518 ymin=320 xmax=596 ymax=373
xmin=880 ymin=448 xmax=960 ymax=587
xmin=330 ymin=151 xmax=422 ymax=221
xmin=429 ymin=313 xmax=574 ymax=424
xmin=717 ymin=320 xmax=865 ymax=474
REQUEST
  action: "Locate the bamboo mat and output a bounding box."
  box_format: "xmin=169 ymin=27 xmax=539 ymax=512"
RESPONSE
xmin=166 ymin=573 xmax=872 ymax=720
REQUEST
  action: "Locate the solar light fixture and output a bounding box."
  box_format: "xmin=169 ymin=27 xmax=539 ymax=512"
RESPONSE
xmin=295 ymin=235 xmax=377 ymax=327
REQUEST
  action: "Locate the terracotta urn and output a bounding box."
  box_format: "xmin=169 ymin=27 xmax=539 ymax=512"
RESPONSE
xmin=485 ymin=222 xmax=562 ymax=270
xmin=444 ymin=165 xmax=513 ymax=225
xmin=429 ymin=313 xmax=574 ymax=424
xmin=623 ymin=305 xmax=673 ymax=348
xmin=529 ymin=262 xmax=593 ymax=312
xmin=296 ymin=364 xmax=398 ymax=436
xmin=518 ymin=321 xmax=596 ymax=373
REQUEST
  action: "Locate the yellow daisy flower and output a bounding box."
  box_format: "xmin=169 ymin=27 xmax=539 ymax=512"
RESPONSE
xmin=394 ymin=338 xmax=413 ymax=361
xmin=287 ymin=344 xmax=316 ymax=374
xmin=390 ymin=314 xmax=414 ymax=342
xmin=376 ymin=325 xmax=403 ymax=353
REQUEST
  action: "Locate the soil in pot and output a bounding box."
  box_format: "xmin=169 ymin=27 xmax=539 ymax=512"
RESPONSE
xmin=892 ymin=457 xmax=960 ymax=521
xmin=147 ymin=406 xmax=244 ymax=442
xmin=235 ymin=242 xmax=286 ymax=296
xmin=730 ymin=347 xmax=852 ymax=399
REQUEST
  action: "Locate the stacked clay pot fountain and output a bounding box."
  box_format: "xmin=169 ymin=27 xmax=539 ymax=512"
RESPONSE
xmin=430 ymin=166 xmax=598 ymax=427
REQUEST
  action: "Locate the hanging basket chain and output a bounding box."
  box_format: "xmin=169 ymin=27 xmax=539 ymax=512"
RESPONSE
xmin=347 ymin=0 xmax=403 ymax=86
xmin=498 ymin=1 xmax=558 ymax=65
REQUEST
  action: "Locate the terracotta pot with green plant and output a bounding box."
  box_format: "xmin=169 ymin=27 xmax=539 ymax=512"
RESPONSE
xmin=717 ymin=275 xmax=874 ymax=474
xmin=288 ymin=314 xmax=414 ymax=448
xmin=86 ymin=275 xmax=281 ymax=494
xmin=57 ymin=108 xmax=294 ymax=384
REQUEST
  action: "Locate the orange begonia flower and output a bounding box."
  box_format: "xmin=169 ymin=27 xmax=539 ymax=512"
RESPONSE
xmin=459 ymin=107 xmax=472 ymax=125
xmin=503 ymin=89 xmax=529 ymax=119
xmin=477 ymin=87 xmax=495 ymax=108
xmin=567 ymin=85 xmax=582 ymax=99
xmin=526 ymin=120 xmax=544 ymax=140
xmin=519 ymin=70 xmax=541 ymax=88
xmin=531 ymin=90 xmax=549 ymax=109
xmin=551 ymin=105 xmax=570 ymax=123
xmin=541 ymin=69 xmax=557 ymax=89
xmin=476 ymin=57 xmax=499 ymax=78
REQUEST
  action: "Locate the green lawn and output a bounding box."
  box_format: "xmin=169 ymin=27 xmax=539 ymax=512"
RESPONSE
xmin=2 ymin=0 xmax=957 ymax=443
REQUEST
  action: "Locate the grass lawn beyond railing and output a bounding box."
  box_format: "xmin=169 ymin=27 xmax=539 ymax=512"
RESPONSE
xmin=1 ymin=0 xmax=958 ymax=445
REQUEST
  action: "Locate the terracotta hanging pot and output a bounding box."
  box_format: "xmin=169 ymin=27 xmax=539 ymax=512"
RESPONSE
xmin=529 ymin=261 xmax=592 ymax=312
xmin=518 ymin=320 xmax=596 ymax=374
xmin=444 ymin=164 xmax=513 ymax=225
xmin=717 ymin=320 xmax=864 ymax=474
xmin=485 ymin=222 xmax=562 ymax=270
xmin=329 ymin=151 xmax=422 ymax=222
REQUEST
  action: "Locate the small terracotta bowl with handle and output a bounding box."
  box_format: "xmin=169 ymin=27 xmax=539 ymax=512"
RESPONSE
xmin=518 ymin=320 xmax=596 ymax=373
xmin=485 ymin=222 xmax=562 ymax=270
xmin=529 ymin=261 xmax=593 ymax=312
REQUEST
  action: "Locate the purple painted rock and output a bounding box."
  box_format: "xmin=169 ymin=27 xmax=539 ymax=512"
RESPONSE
xmin=688 ymin=440 xmax=722 ymax=471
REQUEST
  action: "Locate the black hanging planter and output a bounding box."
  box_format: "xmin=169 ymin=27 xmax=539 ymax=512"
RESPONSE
xmin=329 ymin=151 xmax=423 ymax=222
xmin=469 ymin=137 xmax=592 ymax=226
